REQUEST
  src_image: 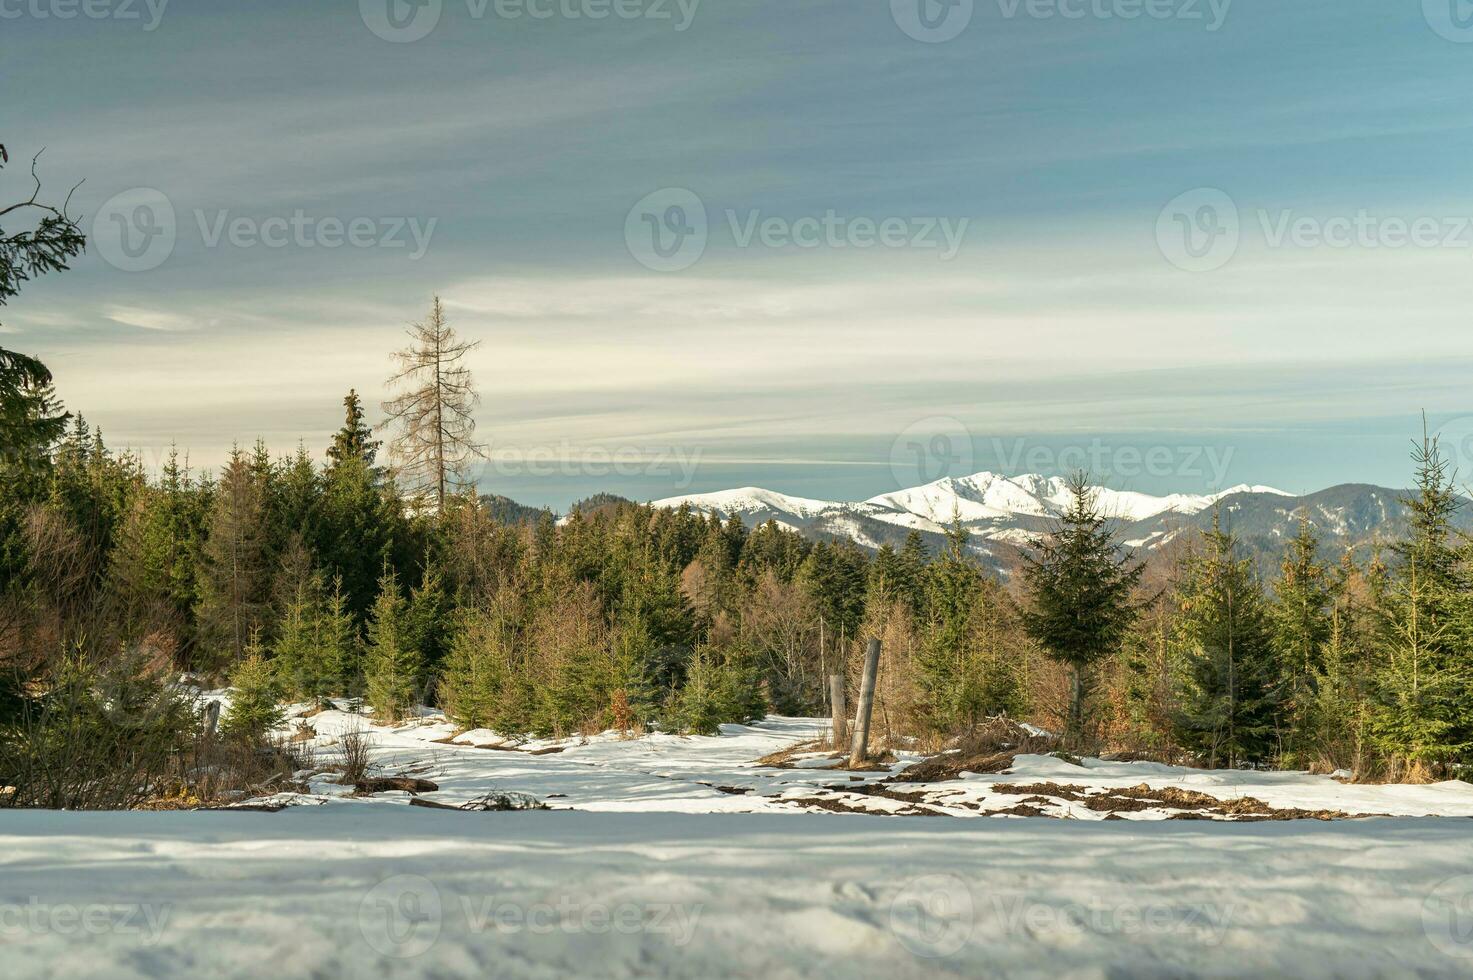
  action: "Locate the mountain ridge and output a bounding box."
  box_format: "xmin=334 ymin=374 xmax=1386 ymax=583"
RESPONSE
xmin=648 ymin=472 xmax=1468 ymax=566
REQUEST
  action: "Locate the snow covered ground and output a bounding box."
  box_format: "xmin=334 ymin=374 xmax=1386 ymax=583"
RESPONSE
xmin=4 ymin=713 xmax=1473 ymax=977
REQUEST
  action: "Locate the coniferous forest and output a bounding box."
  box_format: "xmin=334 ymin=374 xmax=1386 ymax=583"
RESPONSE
xmin=3 ymin=144 xmax=1473 ymax=812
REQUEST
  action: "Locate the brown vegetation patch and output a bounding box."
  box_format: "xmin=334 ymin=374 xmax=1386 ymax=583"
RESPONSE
xmin=988 ymin=781 xmax=1373 ymax=821
xmin=354 ymin=776 xmax=439 ymax=795
xmin=782 ymin=795 xmax=942 ymax=817
xmin=755 ymin=740 xmax=825 ymax=768
xmin=892 ymin=719 xmax=1057 ymax=783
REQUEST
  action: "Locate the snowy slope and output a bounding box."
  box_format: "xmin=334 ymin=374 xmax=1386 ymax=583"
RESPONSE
xmin=5 ymin=713 xmax=1473 ymax=979
xmin=650 ymin=472 xmax=1296 ymax=553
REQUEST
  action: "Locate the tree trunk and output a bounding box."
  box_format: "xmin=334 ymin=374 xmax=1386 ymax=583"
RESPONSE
xmin=829 ymin=674 xmax=846 ymax=748
xmin=848 ymin=638 xmax=881 ymax=767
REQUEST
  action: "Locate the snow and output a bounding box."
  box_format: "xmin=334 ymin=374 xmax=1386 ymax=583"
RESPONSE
xmin=4 ymin=714 xmax=1473 ymax=977
xmin=649 ymin=487 xmax=840 ymax=520
xmin=650 ymin=472 xmax=1295 ymax=548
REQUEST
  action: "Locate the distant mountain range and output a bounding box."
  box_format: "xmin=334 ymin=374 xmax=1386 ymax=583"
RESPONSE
xmin=650 ymin=472 xmax=1472 ymax=569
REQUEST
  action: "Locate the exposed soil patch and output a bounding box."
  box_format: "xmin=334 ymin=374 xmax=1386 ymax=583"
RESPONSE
xmin=892 ymin=719 xmax=1057 ymax=783
xmin=988 ymin=781 xmax=1375 ymax=821
xmin=354 ymin=776 xmax=440 ymax=795
xmin=756 ymin=741 xmax=896 ymax=771
xmin=782 ymin=795 xmax=942 ymax=817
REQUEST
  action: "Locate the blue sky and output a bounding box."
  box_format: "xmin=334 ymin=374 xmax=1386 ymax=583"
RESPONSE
xmin=6 ymin=0 xmax=1473 ymax=508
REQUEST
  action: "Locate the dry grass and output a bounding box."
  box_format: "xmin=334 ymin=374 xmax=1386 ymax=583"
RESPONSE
xmin=336 ymin=728 xmax=372 ymax=784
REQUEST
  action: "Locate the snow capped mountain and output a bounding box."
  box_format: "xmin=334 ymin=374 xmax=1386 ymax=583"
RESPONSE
xmin=651 ymin=472 xmax=1294 ymax=549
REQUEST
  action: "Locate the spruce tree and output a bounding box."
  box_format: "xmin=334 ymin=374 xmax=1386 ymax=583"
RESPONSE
xmin=1020 ymin=474 xmax=1144 ymax=748
xmin=1269 ymin=518 xmax=1337 ymax=762
xmin=1369 ymin=431 xmax=1472 ymax=775
xmin=364 ymin=569 xmax=422 ymax=723
xmin=327 ymin=389 xmax=382 ymax=469
xmin=439 ymin=602 xmax=511 ymax=731
xmin=197 ymin=448 xmax=271 ymax=667
xmin=222 ymin=637 xmax=283 ymax=741
xmin=1173 ymin=516 xmax=1279 ymax=767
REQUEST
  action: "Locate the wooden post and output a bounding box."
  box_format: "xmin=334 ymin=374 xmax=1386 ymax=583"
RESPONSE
xmin=848 ymin=638 xmax=881 ymax=767
xmin=202 ymin=700 xmax=221 ymax=738
xmin=829 ymin=674 xmax=847 ymax=748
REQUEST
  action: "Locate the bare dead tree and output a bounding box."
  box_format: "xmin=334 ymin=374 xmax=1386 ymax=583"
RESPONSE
xmin=382 ymin=296 xmax=485 ymax=511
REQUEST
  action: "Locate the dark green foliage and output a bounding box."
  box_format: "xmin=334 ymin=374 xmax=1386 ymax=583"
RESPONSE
xmin=364 ymin=569 xmax=423 ymax=722
xmin=1172 ymin=518 xmax=1280 ymax=767
xmin=1021 ymin=475 xmax=1144 ymax=747
xmin=221 ymin=642 xmax=284 ymax=741
xmin=1 ymin=650 xmax=200 ymax=810
xmin=1369 ymin=432 xmax=1473 ymax=773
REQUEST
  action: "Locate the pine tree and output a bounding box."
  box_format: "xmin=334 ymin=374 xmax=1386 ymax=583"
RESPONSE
xmin=364 ymin=569 xmax=422 ymax=723
xmin=382 ymin=297 xmax=485 ymax=511
xmin=196 ymin=448 xmax=271 ymax=667
xmin=222 ymin=637 xmax=283 ymax=741
xmin=1369 ymin=431 xmax=1472 ymax=775
xmin=319 ymin=576 xmax=361 ymax=696
xmin=1269 ymin=518 xmax=1337 ymax=761
xmin=1020 ymin=475 xmax=1144 ymax=748
xmin=438 ymin=602 xmax=512 ymax=731
xmin=1173 ymin=516 xmax=1280 ymax=767
xmin=327 ymin=389 xmax=382 ymax=470
xmin=272 ymin=564 xmax=333 ymax=706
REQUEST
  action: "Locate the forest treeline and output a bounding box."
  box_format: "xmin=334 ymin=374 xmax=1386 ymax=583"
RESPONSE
xmin=2 ymin=142 xmax=1471 ymax=805
xmin=2 ymin=386 xmax=1471 ymax=781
